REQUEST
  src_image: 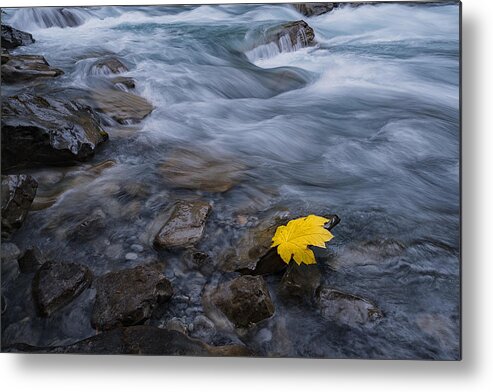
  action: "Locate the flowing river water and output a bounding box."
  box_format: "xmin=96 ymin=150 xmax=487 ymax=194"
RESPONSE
xmin=1 ymin=3 xmax=460 ymax=359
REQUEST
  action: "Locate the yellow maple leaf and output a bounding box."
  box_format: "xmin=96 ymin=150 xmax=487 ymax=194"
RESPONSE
xmin=271 ymin=215 xmax=334 ymax=265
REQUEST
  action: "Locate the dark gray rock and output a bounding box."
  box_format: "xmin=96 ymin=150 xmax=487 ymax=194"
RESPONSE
xmin=279 ymin=262 xmax=321 ymax=300
xmin=318 ymin=288 xmax=383 ymax=327
xmin=212 ymin=275 xmax=275 ymax=328
xmin=91 ymin=265 xmax=173 ymax=331
xmin=154 ymin=201 xmax=211 ymax=249
xmin=1 ymin=25 xmax=35 ymax=49
xmin=1 ymin=175 xmax=38 ymax=237
xmin=2 ymin=54 xmax=63 ymax=83
xmin=6 ymin=325 xmax=252 ymax=356
xmin=293 ymin=3 xmax=336 ymax=17
xmin=1 ymin=94 xmax=109 ymax=170
xmin=18 ymin=247 xmax=45 ymax=273
xmin=32 ymin=261 xmax=93 ymax=316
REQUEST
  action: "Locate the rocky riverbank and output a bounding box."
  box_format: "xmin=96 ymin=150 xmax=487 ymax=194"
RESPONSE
xmin=1 ymin=4 xmax=460 ymax=360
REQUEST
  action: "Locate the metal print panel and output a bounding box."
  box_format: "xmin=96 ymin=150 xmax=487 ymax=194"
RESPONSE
xmin=0 ymin=2 xmax=461 ymax=359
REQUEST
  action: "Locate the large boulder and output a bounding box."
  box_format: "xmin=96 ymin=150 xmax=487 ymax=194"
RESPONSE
xmin=32 ymin=261 xmax=93 ymax=316
xmin=212 ymin=275 xmax=275 ymax=328
xmin=318 ymin=288 xmax=383 ymax=327
xmin=1 ymin=94 xmax=109 ymax=170
xmin=1 ymin=174 xmax=38 ymax=237
xmin=1 ymin=25 xmax=35 ymax=49
xmin=154 ymin=201 xmax=211 ymax=249
xmin=6 ymin=325 xmax=251 ymax=356
xmin=91 ymin=265 xmax=173 ymax=331
xmin=293 ymin=3 xmax=336 ymax=17
xmin=1 ymin=54 xmax=63 ymax=83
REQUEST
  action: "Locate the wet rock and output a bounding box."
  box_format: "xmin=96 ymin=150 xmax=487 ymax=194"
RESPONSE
xmin=1 ymin=242 xmax=21 ymax=284
xmin=154 ymin=201 xmax=211 ymax=249
xmin=221 ymin=213 xmax=340 ymax=275
xmin=264 ymin=20 xmax=315 ymax=50
xmin=91 ymin=265 xmax=173 ymax=331
xmin=166 ymin=317 xmax=189 ymax=334
xmin=1 ymin=94 xmax=108 ymax=170
xmin=220 ymin=212 xmax=289 ymax=274
xmin=212 ymin=275 xmax=275 ymax=328
xmin=66 ymin=208 xmax=106 ymax=241
xmin=1 ymin=25 xmax=35 ymax=49
xmin=32 ymin=261 xmax=93 ymax=316
xmin=293 ymin=3 xmax=336 ymax=17
xmin=6 ymin=325 xmax=250 ymax=356
xmin=279 ymin=262 xmax=321 ymax=300
xmin=18 ymin=247 xmax=45 ymax=273
xmin=112 ymin=76 xmax=136 ymax=90
xmin=90 ymin=89 xmax=153 ymax=124
xmin=125 ymin=252 xmax=138 ymax=261
xmin=2 ymin=54 xmax=64 ymax=84
xmin=184 ymin=251 xmax=214 ymax=275
xmin=130 ymin=244 xmax=144 ymax=253
xmin=190 ymin=315 xmax=216 ymax=341
xmin=1 ymin=175 xmax=38 ymax=237
xmin=159 ymin=148 xmax=246 ymax=192
xmin=318 ymin=288 xmax=383 ymax=327
xmin=91 ymin=57 xmax=129 ymax=75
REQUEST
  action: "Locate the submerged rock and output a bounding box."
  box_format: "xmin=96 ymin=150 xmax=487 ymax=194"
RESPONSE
xmin=89 ymin=89 xmax=153 ymax=124
xmin=32 ymin=261 xmax=93 ymax=316
xmin=112 ymin=76 xmax=136 ymax=90
xmin=212 ymin=275 xmax=275 ymax=328
xmin=159 ymin=148 xmax=246 ymax=193
xmin=1 ymin=25 xmax=35 ymax=49
xmin=293 ymin=3 xmax=336 ymax=17
xmin=91 ymin=265 xmax=173 ymax=331
xmin=6 ymin=325 xmax=251 ymax=356
xmin=154 ymin=201 xmax=211 ymax=249
xmin=1 ymin=54 xmax=63 ymax=83
xmin=66 ymin=208 xmax=106 ymax=241
xmin=1 ymin=175 xmax=38 ymax=237
xmin=1 ymin=94 xmax=109 ymax=170
xmin=318 ymin=288 xmax=383 ymax=327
